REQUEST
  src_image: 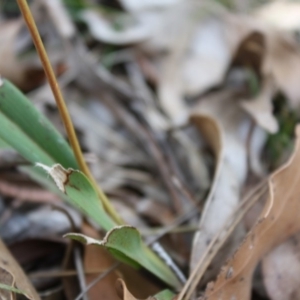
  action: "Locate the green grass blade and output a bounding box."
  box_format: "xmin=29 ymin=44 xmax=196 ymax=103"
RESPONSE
xmin=153 ymin=289 xmax=176 ymax=300
xmin=0 ymin=137 xmax=10 ymax=149
xmin=37 ymin=163 xmax=116 ymax=231
xmin=0 ymin=109 xmax=55 ymax=165
xmin=0 ymin=79 xmax=77 ymax=168
xmin=65 ymin=227 xmax=181 ymax=288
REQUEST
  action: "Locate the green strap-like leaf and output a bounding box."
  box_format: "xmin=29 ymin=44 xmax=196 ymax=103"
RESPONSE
xmin=0 ymin=80 xmax=77 ymax=168
xmin=0 ymin=137 xmax=10 ymax=149
xmin=0 ymin=109 xmax=54 ymax=165
xmin=65 ymin=226 xmax=181 ymax=288
xmin=37 ymin=163 xmax=116 ymax=231
xmin=153 ymin=289 xmax=175 ymax=300
xmin=65 ymin=168 xmax=116 ymax=230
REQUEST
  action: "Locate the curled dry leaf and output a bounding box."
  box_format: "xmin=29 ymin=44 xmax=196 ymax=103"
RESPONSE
xmin=189 ymin=90 xmax=250 ymax=280
xmin=262 ymin=233 xmax=300 ymax=300
xmin=226 ymin=14 xmax=300 ymax=109
xmin=200 ymin=125 xmax=300 ymax=300
xmin=0 ymin=238 xmax=40 ymax=300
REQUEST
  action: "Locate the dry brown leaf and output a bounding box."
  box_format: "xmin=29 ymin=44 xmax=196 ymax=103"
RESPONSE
xmin=200 ymin=125 xmax=300 ymax=300
xmin=262 ymin=233 xmax=300 ymax=300
xmin=0 ymin=238 xmax=40 ymax=299
xmin=240 ymin=77 xmax=278 ymax=134
xmin=190 ymin=90 xmax=250 ymax=280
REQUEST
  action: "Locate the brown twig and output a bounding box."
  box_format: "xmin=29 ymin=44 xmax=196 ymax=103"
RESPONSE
xmin=29 ymin=269 xmax=113 ymax=278
xmin=16 ymin=0 xmax=122 ymax=224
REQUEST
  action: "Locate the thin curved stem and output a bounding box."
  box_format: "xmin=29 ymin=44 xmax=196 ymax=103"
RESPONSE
xmin=17 ymin=0 xmax=122 ymax=224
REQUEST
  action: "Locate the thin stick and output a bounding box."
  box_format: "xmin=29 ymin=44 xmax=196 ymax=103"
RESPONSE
xmin=74 ymin=247 xmax=89 ymax=300
xmin=17 ymin=0 xmax=122 ymax=224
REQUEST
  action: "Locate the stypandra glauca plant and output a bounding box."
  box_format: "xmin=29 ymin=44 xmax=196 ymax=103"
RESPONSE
xmin=0 ymin=0 xmax=182 ymax=295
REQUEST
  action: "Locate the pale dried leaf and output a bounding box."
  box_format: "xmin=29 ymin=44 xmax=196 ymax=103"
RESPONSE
xmin=36 ymin=163 xmax=69 ymax=193
xmin=181 ymin=18 xmax=231 ymax=96
xmin=157 ymin=22 xmax=190 ymax=121
xmin=190 ymin=90 xmax=251 ymax=279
